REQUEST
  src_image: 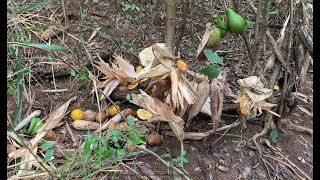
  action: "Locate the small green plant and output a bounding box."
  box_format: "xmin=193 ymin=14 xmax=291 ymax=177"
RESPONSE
xmin=82 ymin=117 xmax=144 ymax=168
xmin=172 ymin=150 xmax=188 ymax=168
xmin=39 ymin=141 xmax=55 ymax=163
xmin=70 ymin=69 xmax=90 ymax=82
xmin=122 ymin=3 xmax=140 ymax=22
xmin=122 ymin=40 xmax=137 ymax=53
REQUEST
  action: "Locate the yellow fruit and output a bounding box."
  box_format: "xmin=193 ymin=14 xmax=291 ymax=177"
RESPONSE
xmin=108 ymin=105 xmax=120 ymax=117
xmin=274 ymin=85 xmax=280 ymax=91
xmin=136 ymin=66 xmax=143 ymax=74
xmin=176 ymin=59 xmax=188 ymax=73
xmin=70 ymin=109 xmax=84 ymax=121
xmin=137 ymin=109 xmax=153 ymax=120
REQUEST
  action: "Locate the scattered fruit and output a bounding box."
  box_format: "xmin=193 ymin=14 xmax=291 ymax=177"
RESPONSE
xmin=70 ymin=109 xmax=84 ymax=121
xmin=125 ymin=143 xmax=137 ymax=152
xmin=147 ymin=131 xmax=162 ymax=146
xmin=274 ymin=85 xmax=280 ymax=91
xmin=137 ymin=109 xmax=153 ymax=120
xmin=26 ymin=118 xmax=44 ymax=136
xmin=226 ymin=8 xmax=246 ymax=34
xmin=83 ymin=110 xmax=97 ymax=121
xmin=206 ymin=27 xmax=221 ymax=47
xmin=107 ymin=120 xmax=115 ymax=131
xmin=213 ymin=15 xmax=228 ymax=37
xmin=95 ymin=112 xmax=107 ymax=123
xmin=108 ymin=105 xmax=120 ymax=117
xmin=176 ymin=59 xmax=188 ymax=73
xmin=71 ymin=120 xmax=100 ymax=130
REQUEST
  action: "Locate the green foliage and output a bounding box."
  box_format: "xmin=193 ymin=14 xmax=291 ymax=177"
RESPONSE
xmin=270 ymin=128 xmax=278 ymax=143
xmin=15 ymin=1 xmax=48 ymax=14
xmin=26 ymin=117 xmax=44 ymax=136
xmin=81 ymin=117 xmax=144 ymax=169
xmin=200 ymin=65 xmax=221 ymax=80
xmin=122 ymin=3 xmax=140 ymax=22
xmin=39 ymin=141 xmax=55 ymax=163
xmin=122 ymin=40 xmax=136 ymax=53
xmin=126 ymin=94 xmax=134 ymax=103
xmin=172 ymin=150 xmax=188 ymax=168
xmin=203 ymin=49 xmax=223 ymax=65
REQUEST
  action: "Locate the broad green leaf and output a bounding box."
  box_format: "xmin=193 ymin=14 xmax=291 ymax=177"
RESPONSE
xmin=203 ymin=48 xmax=223 ymax=65
xmin=39 ymin=141 xmax=54 ymax=150
xmin=126 ymin=94 xmax=131 ymax=101
xmin=270 ymin=10 xmax=279 ymax=15
xmin=44 ymin=148 xmax=54 ymax=162
xmin=270 ymin=128 xmax=278 ymax=143
xmin=200 ymin=65 xmax=221 ymax=80
xmin=70 ymin=69 xmax=77 ymax=76
xmin=117 ymin=149 xmax=126 ymax=156
xmin=16 ymin=1 xmax=48 ymax=14
xmin=160 ymin=153 xmax=170 ymax=159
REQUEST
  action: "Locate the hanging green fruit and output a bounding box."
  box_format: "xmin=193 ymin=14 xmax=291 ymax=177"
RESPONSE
xmin=226 ymin=8 xmax=246 ymax=34
xmin=206 ymin=27 xmax=221 ymax=47
xmin=212 ymin=15 xmax=228 ymax=38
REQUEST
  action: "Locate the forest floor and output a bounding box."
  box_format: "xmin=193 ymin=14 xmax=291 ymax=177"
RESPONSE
xmin=7 ymin=0 xmax=313 ymax=179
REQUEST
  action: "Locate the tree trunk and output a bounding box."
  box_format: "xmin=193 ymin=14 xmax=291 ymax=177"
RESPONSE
xmin=165 ymin=0 xmax=176 ymax=53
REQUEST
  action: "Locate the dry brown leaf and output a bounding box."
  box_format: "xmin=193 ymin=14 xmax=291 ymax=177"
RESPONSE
xmin=187 ymin=80 xmax=210 ymax=125
xmin=131 ymin=90 xmax=184 ymax=126
xmin=41 ymin=27 xmax=54 ymax=40
xmin=113 ymin=54 xmax=137 ymax=78
xmin=168 ymin=121 xmax=184 ymax=141
xmin=196 ymin=28 xmax=211 ymax=58
xmin=152 ymin=44 xmax=177 ymax=60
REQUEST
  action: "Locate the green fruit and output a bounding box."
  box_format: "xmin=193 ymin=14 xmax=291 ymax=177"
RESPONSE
xmin=212 ymin=15 xmax=228 ymax=38
xmin=206 ymin=27 xmax=221 ymax=47
xmin=226 ymin=8 xmax=246 ymax=34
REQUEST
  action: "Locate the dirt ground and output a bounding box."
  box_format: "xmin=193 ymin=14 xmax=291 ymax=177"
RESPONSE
xmin=7 ymin=0 xmax=313 ymax=179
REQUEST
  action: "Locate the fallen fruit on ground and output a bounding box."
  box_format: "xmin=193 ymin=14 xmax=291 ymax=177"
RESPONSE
xmin=125 ymin=143 xmax=137 ymax=152
xmin=108 ymin=105 xmax=120 ymax=117
xmin=71 ymin=120 xmax=100 ymax=130
xmin=70 ymin=109 xmax=84 ymax=121
xmin=213 ymin=14 xmax=228 ymax=37
xmin=176 ymin=59 xmax=188 ymax=73
xmin=107 ymin=120 xmax=116 ymax=131
xmin=147 ymin=131 xmax=162 ymax=146
xmin=137 ymin=109 xmax=153 ymax=120
xmin=83 ymin=110 xmax=97 ymax=121
xmin=95 ymin=112 xmax=107 ymax=123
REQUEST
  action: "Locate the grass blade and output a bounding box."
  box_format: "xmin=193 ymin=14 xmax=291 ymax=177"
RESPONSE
xmin=12 ymin=43 xmax=69 ymax=52
xmin=16 ymin=1 xmax=48 ymax=14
